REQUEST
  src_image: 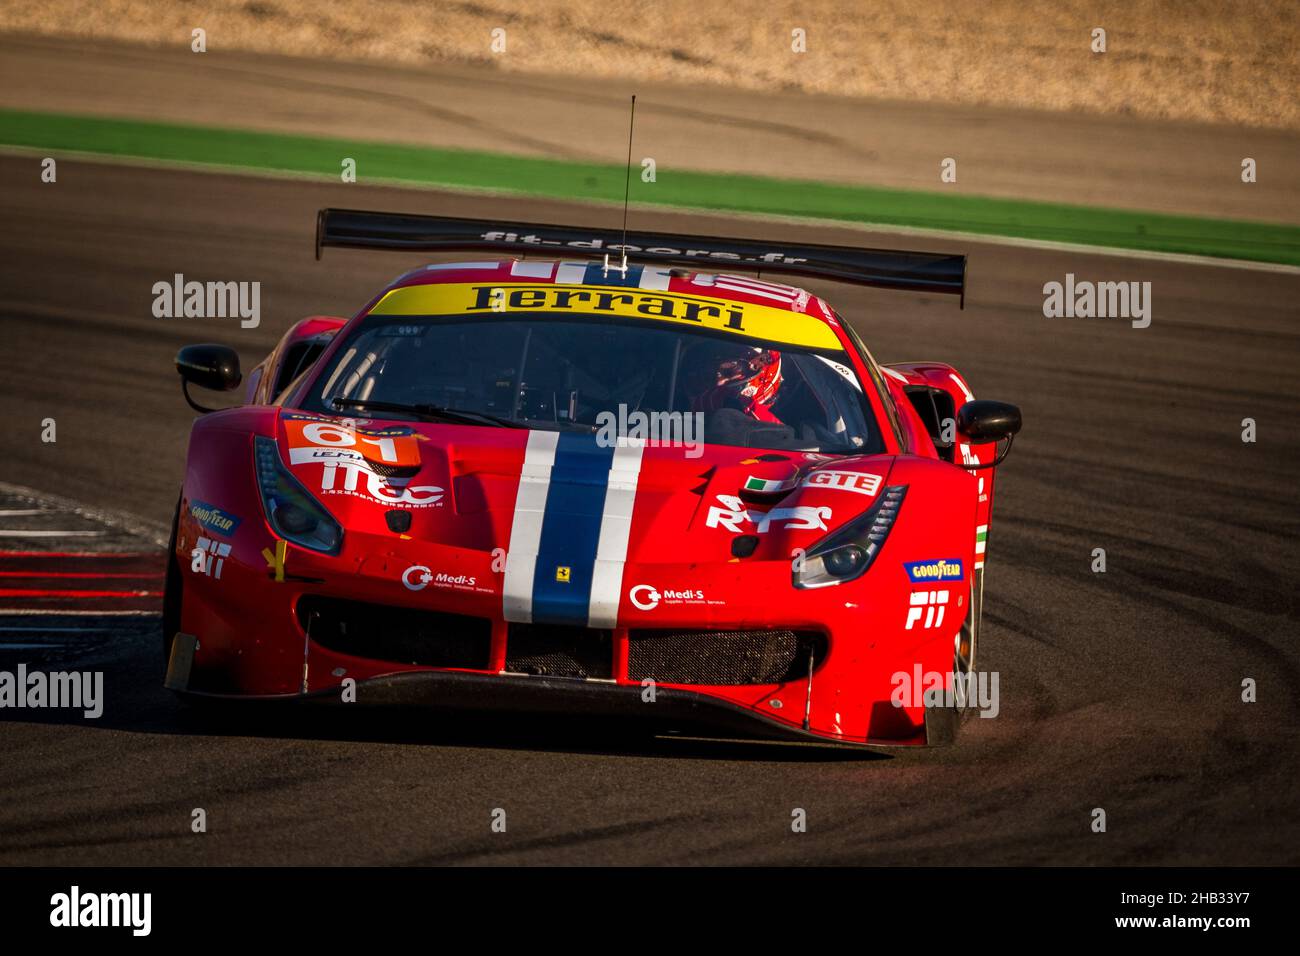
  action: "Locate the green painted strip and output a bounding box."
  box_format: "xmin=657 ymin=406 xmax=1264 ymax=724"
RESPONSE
xmin=2 ymin=109 xmax=1297 ymax=265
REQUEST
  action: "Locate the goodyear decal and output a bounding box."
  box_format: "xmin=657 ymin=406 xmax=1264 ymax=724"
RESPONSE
xmin=189 ymin=500 xmax=241 ymax=537
xmin=904 ymin=558 xmax=965 ymax=583
xmin=368 ymin=282 xmax=844 ymax=351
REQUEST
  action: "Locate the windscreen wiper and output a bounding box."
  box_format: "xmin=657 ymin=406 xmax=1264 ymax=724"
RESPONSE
xmin=330 ymin=397 xmax=524 ymax=428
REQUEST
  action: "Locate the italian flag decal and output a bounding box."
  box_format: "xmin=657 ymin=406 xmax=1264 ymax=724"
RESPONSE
xmin=743 ymin=475 xmax=798 ymax=495
xmin=975 ymin=525 xmax=988 ymax=569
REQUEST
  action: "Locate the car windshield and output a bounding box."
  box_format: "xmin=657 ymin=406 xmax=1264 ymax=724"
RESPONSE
xmin=299 ymin=313 xmax=883 ymax=454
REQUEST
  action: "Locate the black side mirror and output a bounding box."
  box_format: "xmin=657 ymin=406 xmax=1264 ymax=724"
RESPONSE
xmin=955 ymin=400 xmax=1022 ymax=467
xmin=956 ymin=400 xmax=1021 ymax=444
xmin=176 ymin=344 xmax=241 ymax=413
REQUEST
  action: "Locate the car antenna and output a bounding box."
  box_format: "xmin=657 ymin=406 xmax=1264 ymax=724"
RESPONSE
xmin=604 ymin=94 xmax=636 ymax=279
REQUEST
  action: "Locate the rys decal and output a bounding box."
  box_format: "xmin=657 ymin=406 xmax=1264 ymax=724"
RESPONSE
xmin=189 ymin=500 xmax=241 ymax=537
xmin=904 ymin=558 xmax=965 ymax=583
xmin=706 ymin=494 xmax=830 ymax=534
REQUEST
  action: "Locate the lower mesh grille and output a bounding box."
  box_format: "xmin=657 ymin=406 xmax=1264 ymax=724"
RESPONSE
xmin=506 ymin=624 xmax=613 ymax=679
xmin=297 ymin=596 xmax=491 ymax=669
xmin=627 ymin=628 xmax=824 ymax=685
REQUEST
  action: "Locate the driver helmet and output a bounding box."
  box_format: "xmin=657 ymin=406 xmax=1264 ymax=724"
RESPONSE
xmin=687 ymin=344 xmax=783 ymax=422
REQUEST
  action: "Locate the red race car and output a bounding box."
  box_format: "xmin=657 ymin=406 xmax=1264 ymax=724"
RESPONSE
xmin=163 ymin=209 xmax=1021 ymax=747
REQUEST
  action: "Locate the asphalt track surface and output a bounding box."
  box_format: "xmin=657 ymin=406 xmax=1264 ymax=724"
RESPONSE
xmin=0 ymin=155 xmax=1297 ymax=865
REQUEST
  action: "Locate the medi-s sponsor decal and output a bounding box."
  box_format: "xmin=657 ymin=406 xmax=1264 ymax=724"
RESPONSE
xmin=402 ymin=564 xmax=493 ymax=594
xmin=286 ymin=419 xmax=443 ymax=508
xmin=628 ymin=583 xmax=720 ymax=610
xmin=903 ymin=558 xmax=965 ymax=583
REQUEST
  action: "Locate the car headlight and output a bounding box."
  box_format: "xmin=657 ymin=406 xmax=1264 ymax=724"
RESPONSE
xmin=253 ymin=435 xmax=343 ymax=554
xmin=792 ymin=484 xmax=906 ymax=589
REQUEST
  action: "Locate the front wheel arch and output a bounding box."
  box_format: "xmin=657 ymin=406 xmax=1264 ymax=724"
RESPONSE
xmin=161 ymin=494 xmax=183 ymax=674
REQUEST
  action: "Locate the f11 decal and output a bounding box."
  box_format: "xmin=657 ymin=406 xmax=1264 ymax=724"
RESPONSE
xmin=191 ymin=537 xmax=231 ymax=578
xmin=905 ymin=589 xmax=950 ymax=630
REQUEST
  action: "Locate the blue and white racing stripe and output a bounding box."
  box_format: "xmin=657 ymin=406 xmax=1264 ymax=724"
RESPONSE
xmin=502 ymin=430 xmax=559 ymax=623
xmin=502 ymin=431 xmax=645 ymax=628
xmin=553 ymin=261 xmax=673 ymax=290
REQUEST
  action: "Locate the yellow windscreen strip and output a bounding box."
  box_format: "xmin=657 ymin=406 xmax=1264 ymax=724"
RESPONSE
xmin=367 ymin=283 xmax=845 ymax=351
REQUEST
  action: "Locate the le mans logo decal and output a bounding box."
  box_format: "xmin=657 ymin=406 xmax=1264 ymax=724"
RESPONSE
xmin=904 ymin=558 xmax=964 ymax=583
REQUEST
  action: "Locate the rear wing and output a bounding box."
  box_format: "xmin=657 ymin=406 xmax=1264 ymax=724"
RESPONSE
xmin=315 ymin=208 xmax=965 ymax=307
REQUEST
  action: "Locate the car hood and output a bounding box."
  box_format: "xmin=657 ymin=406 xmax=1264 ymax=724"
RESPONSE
xmin=276 ymin=411 xmax=895 ymax=569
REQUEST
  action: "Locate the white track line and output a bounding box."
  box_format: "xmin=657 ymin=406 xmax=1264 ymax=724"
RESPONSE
xmin=0 ymin=481 xmax=169 ymax=548
xmin=0 ymin=509 xmax=47 ymax=516
xmin=0 ymin=530 xmax=105 ymax=537
xmin=0 ymin=626 xmax=120 ymax=632
xmin=0 ymin=609 xmax=159 ymax=617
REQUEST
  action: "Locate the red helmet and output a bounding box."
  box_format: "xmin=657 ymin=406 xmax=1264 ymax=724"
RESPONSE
xmin=688 ymin=345 xmax=783 ymax=423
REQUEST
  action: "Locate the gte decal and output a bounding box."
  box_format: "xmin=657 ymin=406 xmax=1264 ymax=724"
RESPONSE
xmin=802 ymin=470 xmax=881 ymax=496
xmin=191 ymin=537 xmax=231 ymax=578
xmin=904 ymin=558 xmax=964 ymax=583
xmin=905 ymin=589 xmax=950 ymax=630
xmin=705 ymin=494 xmax=830 ymax=533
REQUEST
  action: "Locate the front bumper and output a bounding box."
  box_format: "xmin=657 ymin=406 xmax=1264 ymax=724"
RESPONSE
xmin=166 ymin=636 xmax=958 ymax=748
xmin=172 ymin=517 xmax=968 ymax=747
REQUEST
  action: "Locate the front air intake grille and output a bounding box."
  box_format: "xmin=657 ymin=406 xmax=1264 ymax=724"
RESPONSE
xmin=505 ymin=624 xmax=613 ymax=679
xmin=627 ymin=628 xmax=825 ymax=685
xmin=297 ymin=596 xmax=491 ymax=669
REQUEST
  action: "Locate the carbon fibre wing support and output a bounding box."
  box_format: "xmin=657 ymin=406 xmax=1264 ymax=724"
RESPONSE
xmin=315 ymin=208 xmax=966 ymax=307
